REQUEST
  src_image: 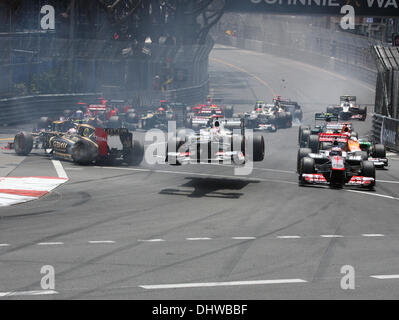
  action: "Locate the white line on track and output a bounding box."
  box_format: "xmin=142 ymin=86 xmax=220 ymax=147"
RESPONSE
xmin=320 ymin=235 xmax=344 ymax=238
xmin=370 ymin=275 xmax=399 ymax=280
xmin=0 ymin=290 xmax=58 ymax=297
xmin=362 ymin=234 xmax=385 ymax=237
xmin=346 ymin=190 xmax=399 ymax=201
xmin=88 ymin=240 xmax=116 ymax=244
xmin=232 ymin=237 xmax=257 ymax=240
xmin=186 ymin=237 xmax=212 ymax=241
xmin=0 ymin=244 xmax=10 ymax=247
xmin=138 ymin=239 xmax=165 ymax=242
xmin=277 ymin=236 xmax=301 ymax=239
xmin=37 ymin=242 xmax=64 ymax=246
xmin=51 ymin=160 xmax=68 ymax=179
xmin=377 ymin=180 xmax=399 ymax=185
xmin=140 ymin=278 xmax=308 ymax=290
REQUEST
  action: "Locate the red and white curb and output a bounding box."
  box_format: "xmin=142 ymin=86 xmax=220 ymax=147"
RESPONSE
xmin=0 ymin=176 xmax=68 ymax=206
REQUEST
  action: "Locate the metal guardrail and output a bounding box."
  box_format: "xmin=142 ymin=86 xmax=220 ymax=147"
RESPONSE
xmin=372 ymin=113 xmax=399 ymax=152
xmin=0 ymin=79 xmax=209 ymax=126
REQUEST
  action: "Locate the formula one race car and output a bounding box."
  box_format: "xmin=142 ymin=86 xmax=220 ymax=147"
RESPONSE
xmin=166 ymin=118 xmax=265 ymax=165
xmin=303 ymin=126 xmax=388 ymax=169
xmin=243 ymin=101 xmax=291 ymax=130
xmin=273 ymin=96 xmax=303 ymax=122
xmin=12 ymin=124 xmax=144 ymax=165
xmin=297 ymin=133 xmax=375 ymax=189
xmin=326 ymin=96 xmax=367 ymax=121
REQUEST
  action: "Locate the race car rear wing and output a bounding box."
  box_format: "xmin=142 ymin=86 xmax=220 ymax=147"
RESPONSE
xmin=340 ymin=95 xmax=356 ymax=102
xmin=315 ymin=113 xmax=339 ymax=122
xmin=319 ymin=133 xmax=349 ymax=143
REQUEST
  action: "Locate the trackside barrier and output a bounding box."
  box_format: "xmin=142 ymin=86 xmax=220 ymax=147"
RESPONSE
xmin=0 ymin=79 xmax=209 ymax=126
xmin=372 ymin=114 xmax=399 ymax=152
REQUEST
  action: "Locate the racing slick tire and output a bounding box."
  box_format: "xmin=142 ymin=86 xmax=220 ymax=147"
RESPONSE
xmin=72 ymin=140 xmax=97 ymax=165
xmin=297 ymin=148 xmax=312 ymax=173
xmin=37 ymin=117 xmax=52 ymax=130
xmin=361 ymin=160 xmax=376 ymax=189
xmin=14 ymin=132 xmax=33 ymax=156
xmin=108 ymin=116 xmax=122 ymax=129
xmin=125 ymin=140 xmax=144 ymax=166
xmin=285 ymin=112 xmax=293 ymax=128
xmin=372 ymin=144 xmax=386 ymax=158
xmin=308 ymin=135 xmax=319 ymax=154
xmin=300 ymin=157 xmax=315 ymax=175
xmin=247 ymin=135 xmax=265 ymax=162
xmin=294 ymin=110 xmax=303 ymax=122
xmin=359 ymin=106 xmax=367 ymax=121
xmin=298 ymin=126 xmax=309 ymax=145
xmin=300 ymin=129 xmax=311 ymax=147
xmin=166 ymin=137 xmax=185 ymax=165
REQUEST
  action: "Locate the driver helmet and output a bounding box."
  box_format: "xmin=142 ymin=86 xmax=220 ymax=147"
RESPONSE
xmin=67 ymin=128 xmax=77 ymax=135
xmin=75 ymin=110 xmax=83 ymax=120
xmin=158 ymin=107 xmax=165 ymax=112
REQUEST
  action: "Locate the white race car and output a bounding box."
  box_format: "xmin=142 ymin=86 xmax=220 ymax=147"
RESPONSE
xmin=166 ymin=118 xmax=265 ymax=165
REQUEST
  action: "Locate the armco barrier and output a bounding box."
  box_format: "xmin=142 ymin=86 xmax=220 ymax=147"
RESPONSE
xmin=372 ymin=114 xmax=399 ymax=152
xmin=0 ymin=79 xmax=209 ymax=126
xmin=0 ymin=93 xmax=101 ymax=126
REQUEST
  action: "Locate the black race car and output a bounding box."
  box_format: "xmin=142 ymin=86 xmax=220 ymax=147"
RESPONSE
xmin=12 ymin=123 xmax=144 ymax=165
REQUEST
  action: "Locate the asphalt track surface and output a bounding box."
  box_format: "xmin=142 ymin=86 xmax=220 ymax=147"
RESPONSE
xmin=1 ymin=45 xmax=399 ymax=299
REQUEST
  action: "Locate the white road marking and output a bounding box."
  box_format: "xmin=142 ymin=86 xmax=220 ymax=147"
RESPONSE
xmin=0 ymin=290 xmax=58 ymax=297
xmin=88 ymin=240 xmax=116 ymax=244
xmin=362 ymin=234 xmax=384 ymax=237
xmin=346 ymin=190 xmax=399 ymax=201
xmin=140 ymin=278 xmax=308 ymax=290
xmin=186 ymin=237 xmax=212 ymax=241
xmin=320 ymin=235 xmax=344 ymax=238
xmin=51 ymin=160 xmax=68 ymax=179
xmin=377 ymin=180 xmax=399 ymax=185
xmin=277 ymin=236 xmax=301 ymax=239
xmin=37 ymin=242 xmax=64 ymax=246
xmin=138 ymin=239 xmax=165 ymax=242
xmin=232 ymin=237 xmax=257 ymax=240
xmin=386 ymin=152 xmax=397 ymax=156
xmin=0 ymin=244 xmax=10 ymax=247
xmin=370 ymin=275 xmax=399 ymax=280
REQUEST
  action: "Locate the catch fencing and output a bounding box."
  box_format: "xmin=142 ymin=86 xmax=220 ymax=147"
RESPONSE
xmin=212 ymin=13 xmax=381 ymax=86
xmin=0 ymin=34 xmax=213 ymax=102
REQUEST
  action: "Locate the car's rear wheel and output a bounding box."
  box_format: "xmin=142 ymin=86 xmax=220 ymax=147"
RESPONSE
xmin=308 ymin=135 xmax=319 ymax=153
xmin=125 ymin=140 xmax=144 ymax=166
xmin=14 ymin=132 xmax=33 ymax=156
xmin=372 ymin=144 xmax=386 ymax=158
xmin=247 ymin=135 xmax=265 ymax=162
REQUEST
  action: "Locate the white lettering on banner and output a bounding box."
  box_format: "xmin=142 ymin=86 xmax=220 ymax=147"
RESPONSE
xmin=340 ymin=5 xmax=355 ymax=30
xmin=40 ymin=5 xmax=55 ymax=30
xmin=249 ymin=0 xmax=398 ymax=8
xmin=367 ymin=0 xmax=398 ymax=8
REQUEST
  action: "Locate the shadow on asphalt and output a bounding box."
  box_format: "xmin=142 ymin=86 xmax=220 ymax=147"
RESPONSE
xmin=159 ymin=177 xmax=259 ymax=199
